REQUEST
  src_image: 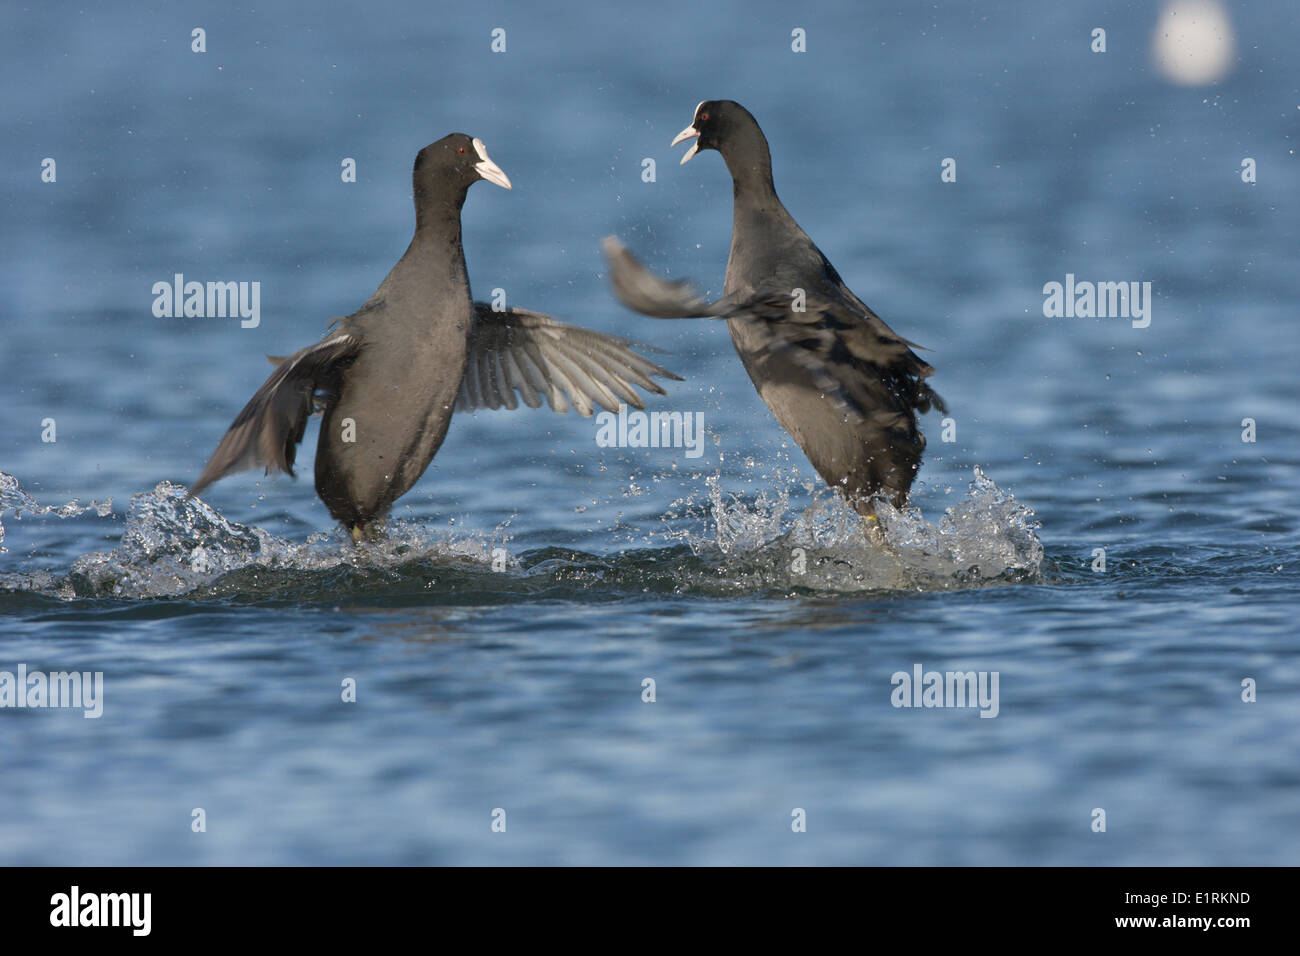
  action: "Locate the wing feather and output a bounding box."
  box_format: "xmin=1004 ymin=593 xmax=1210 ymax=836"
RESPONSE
xmin=191 ymin=331 xmax=360 ymax=496
xmin=456 ymin=303 xmax=682 ymax=417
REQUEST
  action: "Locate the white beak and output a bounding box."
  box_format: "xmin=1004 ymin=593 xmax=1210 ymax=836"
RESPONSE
xmin=472 ymin=137 xmax=512 ymax=190
xmin=671 ymin=125 xmax=700 ymax=165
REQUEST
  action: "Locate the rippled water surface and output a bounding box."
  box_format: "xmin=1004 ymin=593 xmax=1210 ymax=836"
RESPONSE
xmin=2 ymin=1 xmax=1297 ymax=864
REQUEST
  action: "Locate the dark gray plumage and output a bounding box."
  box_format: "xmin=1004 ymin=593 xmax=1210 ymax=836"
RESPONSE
xmin=192 ymin=133 xmax=680 ymax=540
xmin=604 ymin=100 xmax=944 ymax=517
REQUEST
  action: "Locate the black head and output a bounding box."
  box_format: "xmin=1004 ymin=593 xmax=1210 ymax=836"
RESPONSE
xmin=413 ymin=133 xmax=512 ymax=203
xmin=670 ymin=100 xmax=763 ymax=165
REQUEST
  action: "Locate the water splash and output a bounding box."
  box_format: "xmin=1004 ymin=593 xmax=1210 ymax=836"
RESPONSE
xmin=2 ymin=475 xmax=509 ymax=600
xmin=1 ymin=466 xmax=1041 ymax=600
xmin=0 ymin=471 xmax=112 ymax=552
xmin=661 ymin=466 xmax=1043 ymax=593
xmin=874 ymin=467 xmax=1044 ymax=585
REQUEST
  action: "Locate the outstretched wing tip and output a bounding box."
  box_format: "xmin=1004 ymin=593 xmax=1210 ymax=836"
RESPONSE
xmin=192 ymin=333 xmax=357 ymax=495
xmin=462 ymin=305 xmax=680 ymax=418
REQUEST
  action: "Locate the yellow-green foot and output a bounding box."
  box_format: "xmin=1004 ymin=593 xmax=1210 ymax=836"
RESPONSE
xmin=348 ymin=522 xmax=384 ymax=543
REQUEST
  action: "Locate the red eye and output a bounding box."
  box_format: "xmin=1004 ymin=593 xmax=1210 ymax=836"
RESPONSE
xmin=700 ymin=112 xmax=709 ymax=121
xmin=457 ymin=147 xmax=466 ymax=154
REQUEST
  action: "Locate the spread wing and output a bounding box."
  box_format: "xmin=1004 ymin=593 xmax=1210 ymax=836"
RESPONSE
xmin=601 ymin=236 xmax=945 ymax=425
xmin=190 ymin=329 xmax=360 ymax=496
xmin=456 ymin=303 xmax=682 ymax=417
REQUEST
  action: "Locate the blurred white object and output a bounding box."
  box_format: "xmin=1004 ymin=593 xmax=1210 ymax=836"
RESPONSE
xmin=1151 ymin=0 xmax=1236 ymax=86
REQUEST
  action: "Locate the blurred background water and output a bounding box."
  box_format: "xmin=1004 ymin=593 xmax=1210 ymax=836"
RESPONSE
xmin=1 ymin=0 xmax=1297 ymax=864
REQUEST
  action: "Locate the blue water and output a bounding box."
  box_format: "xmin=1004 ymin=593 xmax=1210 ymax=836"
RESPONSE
xmin=2 ymin=0 xmax=1298 ymax=864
